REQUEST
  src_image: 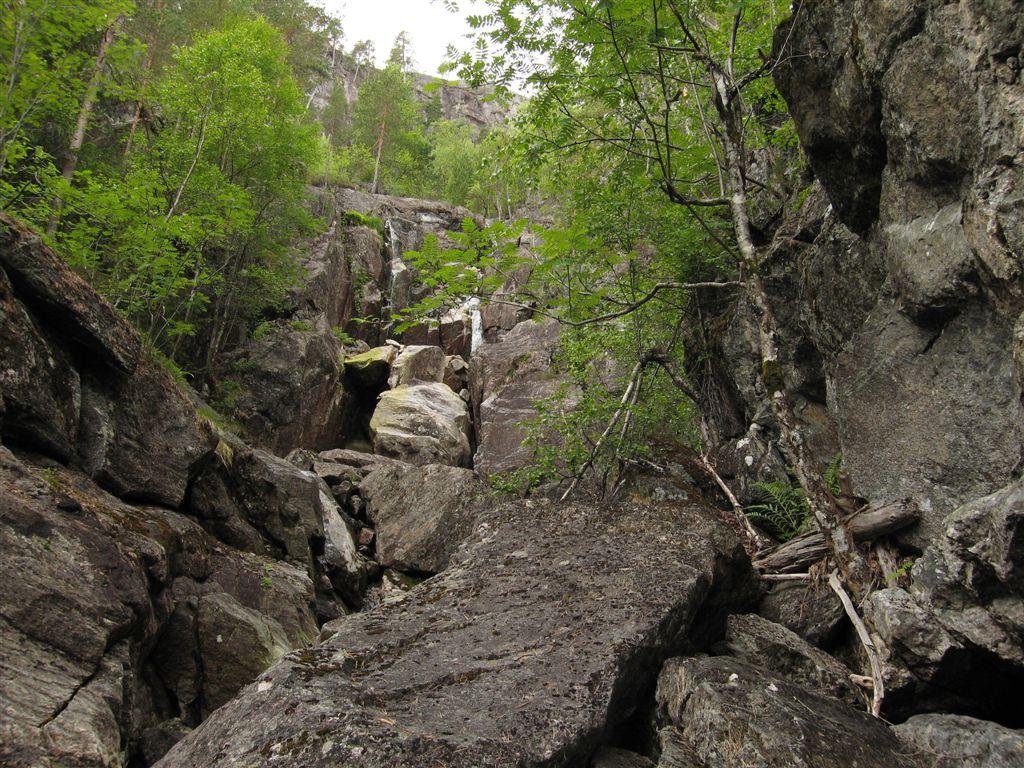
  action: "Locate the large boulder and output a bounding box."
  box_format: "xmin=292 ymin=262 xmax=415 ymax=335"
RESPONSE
xmin=196 ymin=592 xmax=291 ymax=717
xmin=656 ymin=656 xmax=919 ymax=768
xmin=77 ymin=359 xmax=216 ymax=508
xmin=388 ymin=344 xmax=446 ymax=387
xmin=345 ymin=345 xmax=397 ymax=389
xmin=0 ymin=448 xmax=323 ymax=766
xmin=157 ymin=498 xmax=760 ymax=767
xmin=0 ymin=211 xmax=141 ymax=373
xmin=895 ymin=714 xmax=1024 ymax=768
xmin=470 ymin=319 xmax=573 ymax=478
xmin=716 ymin=614 xmax=861 ymax=705
xmin=863 ymin=477 xmax=1024 ymax=721
xmin=222 ymin=325 xmax=349 ymax=454
xmin=757 ymin=578 xmax=847 ymax=648
xmin=187 ymin=433 xmax=367 ymax=610
xmin=370 ymin=382 xmax=472 ymax=467
xmin=359 ymin=462 xmax=488 ymax=573
xmin=0 ymin=212 xmax=216 ymax=507
xmin=0 ymin=265 xmax=81 ymax=462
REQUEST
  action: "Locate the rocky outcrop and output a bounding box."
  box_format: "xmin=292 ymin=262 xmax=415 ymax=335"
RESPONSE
xmin=757 ymin=578 xmax=847 ymax=648
xmin=0 ymin=214 xmax=363 ymax=765
xmin=187 ymin=432 xmax=368 ymax=612
xmin=655 ymin=656 xmax=919 ymax=768
xmin=158 ymin=498 xmax=759 ymax=767
xmin=359 ymin=462 xmax=487 ymax=573
xmin=693 ymin=0 xmax=1024 ymax=549
xmin=0 ymin=448 xmax=320 ymax=766
xmin=0 ymin=213 xmax=216 ymax=507
xmin=716 ymin=614 xmax=860 ymax=706
xmin=863 ymin=477 xmax=1024 ymax=722
xmin=220 ymin=324 xmax=349 ymax=454
xmin=470 ymin=319 xmax=573 ymax=478
xmin=214 ymin=189 xmax=480 ymax=454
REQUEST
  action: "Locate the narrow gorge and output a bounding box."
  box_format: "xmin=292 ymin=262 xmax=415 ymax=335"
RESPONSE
xmin=1 ymin=1 xmax=1023 ymax=767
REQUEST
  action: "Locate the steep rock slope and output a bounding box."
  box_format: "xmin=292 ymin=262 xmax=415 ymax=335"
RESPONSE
xmin=688 ymin=0 xmax=1024 ymax=724
xmin=0 ymin=215 xmax=367 ymax=765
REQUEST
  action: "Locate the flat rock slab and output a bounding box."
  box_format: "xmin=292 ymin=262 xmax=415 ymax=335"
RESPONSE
xmin=158 ymin=499 xmax=758 ymax=767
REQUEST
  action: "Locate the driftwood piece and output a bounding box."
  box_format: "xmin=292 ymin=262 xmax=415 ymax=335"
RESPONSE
xmin=754 ymin=501 xmax=918 ymax=573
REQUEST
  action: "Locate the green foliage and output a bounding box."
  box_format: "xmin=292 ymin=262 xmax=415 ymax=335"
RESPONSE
xmin=211 ymin=379 xmax=246 ymax=415
xmin=825 ymin=453 xmax=844 ymax=495
xmin=746 ymin=481 xmax=812 ymax=542
xmin=339 ymin=210 xmax=384 ymax=235
xmin=3 ymin=14 xmax=321 ymax=375
xmin=289 ymin=319 xmax=314 ymax=332
xmin=348 ymin=64 xmax=428 ymax=195
xmin=331 ymin=326 xmax=356 ymax=345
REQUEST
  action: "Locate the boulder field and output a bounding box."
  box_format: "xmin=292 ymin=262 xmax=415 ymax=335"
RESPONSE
xmin=3 ymin=1 xmax=1024 ymax=766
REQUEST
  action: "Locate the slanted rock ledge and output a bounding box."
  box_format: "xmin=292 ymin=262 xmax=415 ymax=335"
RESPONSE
xmin=158 ymin=499 xmax=759 ymax=767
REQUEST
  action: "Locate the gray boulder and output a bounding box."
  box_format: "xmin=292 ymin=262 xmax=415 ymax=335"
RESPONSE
xmin=717 ymin=614 xmax=861 ymax=705
xmin=76 ymin=359 xmax=217 ymax=508
xmin=345 ymin=346 xmax=397 ymax=389
xmin=0 ymin=448 xmax=324 ymax=766
xmin=863 ymin=477 xmax=1024 ymax=720
xmin=187 ymin=434 xmax=367 ymax=609
xmin=0 ymin=265 xmax=81 ymax=462
xmin=222 ymin=325 xmax=349 ymax=454
xmin=0 ymin=211 xmax=141 ymax=373
xmin=757 ymin=579 xmax=847 ymax=648
xmin=470 ymin=319 xmax=574 ymax=478
xmin=359 ymin=462 xmax=488 ymax=573
xmin=656 ymin=656 xmax=919 ymax=768
xmin=895 ymin=714 xmax=1024 ymax=768
xmin=388 ymin=344 xmax=446 ymax=387
xmin=196 ymin=592 xmax=291 ymax=717
xmin=370 ymin=382 xmax=472 ymax=467
xmin=157 ymin=498 xmax=759 ymax=767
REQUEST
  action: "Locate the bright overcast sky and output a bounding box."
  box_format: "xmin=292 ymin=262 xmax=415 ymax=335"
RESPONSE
xmin=321 ymin=0 xmax=489 ymax=77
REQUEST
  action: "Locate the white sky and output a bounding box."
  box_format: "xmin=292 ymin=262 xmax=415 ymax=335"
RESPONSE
xmin=321 ymin=0 xmax=489 ymax=77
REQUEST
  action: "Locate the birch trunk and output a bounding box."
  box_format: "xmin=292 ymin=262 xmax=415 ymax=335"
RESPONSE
xmin=47 ymin=16 xmax=123 ymax=234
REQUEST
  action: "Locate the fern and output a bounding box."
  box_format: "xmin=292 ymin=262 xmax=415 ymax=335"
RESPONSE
xmin=825 ymin=453 xmax=843 ymax=495
xmin=746 ymin=480 xmax=811 ymax=542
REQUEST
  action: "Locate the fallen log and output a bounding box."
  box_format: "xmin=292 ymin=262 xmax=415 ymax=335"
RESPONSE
xmin=754 ymin=500 xmax=918 ymax=573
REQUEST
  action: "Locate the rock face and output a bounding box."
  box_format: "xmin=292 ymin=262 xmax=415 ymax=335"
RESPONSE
xmin=0 ymin=448 xmax=320 ymax=766
xmin=895 ymin=714 xmax=1024 ymax=768
xmin=470 ymin=319 xmax=572 ymax=478
xmin=188 ymin=433 xmax=368 ymax=611
xmin=656 ymin=657 xmax=919 ymax=768
xmin=214 ymin=188 xmax=480 ymax=454
xmin=158 ymin=498 xmax=759 ymax=767
xmin=0 ymin=215 xmax=362 ymax=765
xmin=0 ymin=213 xmax=215 ymax=506
xmin=359 ymin=462 xmax=487 ymax=573
xmin=691 ymin=0 xmax=1024 ymax=549
xmin=716 ymin=614 xmax=860 ymax=705
xmin=757 ymin=579 xmax=847 ymax=649
xmin=220 ymin=325 xmax=349 ymax=455
xmin=674 ymin=2 xmax=1023 ymax=730
xmin=863 ymin=477 xmax=1024 ymax=722
xmin=370 ymin=382 xmax=472 ymax=467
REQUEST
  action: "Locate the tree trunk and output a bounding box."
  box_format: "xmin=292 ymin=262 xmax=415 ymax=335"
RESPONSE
xmin=370 ymin=104 xmax=388 ymax=194
xmin=710 ymin=69 xmax=870 ymax=588
xmin=47 ymin=16 xmax=123 ymax=234
xmin=753 ymin=500 xmax=918 ymax=573
xmin=124 ymin=1 xmax=164 ymax=159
